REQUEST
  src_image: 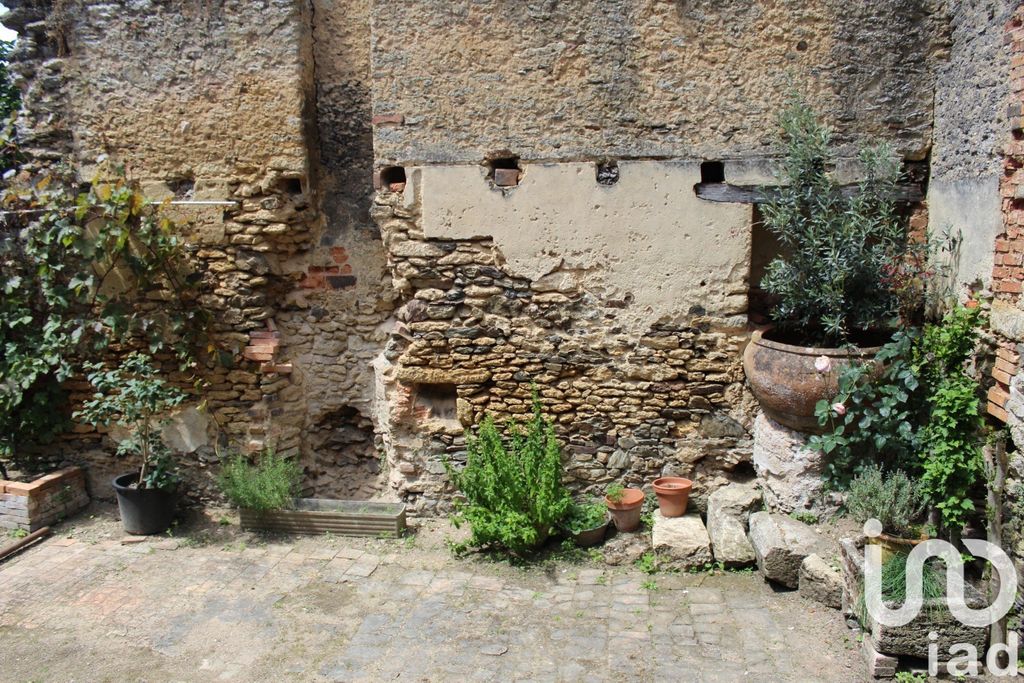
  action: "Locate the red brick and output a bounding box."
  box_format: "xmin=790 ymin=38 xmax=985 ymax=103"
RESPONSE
xmin=989 ymin=401 xmax=1010 ymax=422
xmin=371 ymin=113 xmax=405 ymax=126
xmin=997 ymin=346 xmax=1021 ymax=364
xmin=330 ymin=247 xmax=348 ymax=264
xmin=996 ymin=279 xmax=1023 ymax=294
xmin=995 ymin=356 xmax=1019 ymax=375
xmin=493 ymin=168 xmax=521 ymax=187
xmin=996 ymin=238 xmax=1013 ymax=252
xmin=989 ymin=385 xmax=1011 ymax=408
xmin=993 ymin=367 xmax=1014 ymax=385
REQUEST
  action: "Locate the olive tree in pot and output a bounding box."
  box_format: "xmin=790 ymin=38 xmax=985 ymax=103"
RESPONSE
xmin=75 ymin=352 xmax=187 ymax=535
xmin=743 ymin=97 xmax=909 ymax=433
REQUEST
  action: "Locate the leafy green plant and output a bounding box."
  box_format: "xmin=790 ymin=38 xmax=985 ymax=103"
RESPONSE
xmin=789 ymin=510 xmax=819 ymax=525
xmin=809 ymin=304 xmax=985 ymax=533
xmin=0 ymin=166 xmax=208 ymax=477
xmin=845 ymin=465 xmax=926 ymax=536
xmin=759 ymin=96 xmax=906 ymax=345
xmin=74 ymin=352 xmax=188 ymax=490
xmin=218 ymin=449 xmax=302 ymax=512
xmin=563 ymin=500 xmax=607 ymax=534
xmin=635 ymin=551 xmax=659 ymax=575
xmin=605 ymin=482 xmax=625 ymax=504
xmin=894 ymin=670 xmax=928 ymax=683
xmin=445 ymin=397 xmax=571 ymax=556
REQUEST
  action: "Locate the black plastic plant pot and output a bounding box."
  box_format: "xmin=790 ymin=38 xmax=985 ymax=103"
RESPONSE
xmin=112 ymin=472 xmax=177 ymax=535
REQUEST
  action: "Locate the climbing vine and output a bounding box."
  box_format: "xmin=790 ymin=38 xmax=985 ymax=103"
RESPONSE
xmin=0 ymin=162 xmax=209 ymax=476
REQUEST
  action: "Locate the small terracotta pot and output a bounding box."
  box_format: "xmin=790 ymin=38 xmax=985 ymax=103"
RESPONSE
xmin=605 ymin=488 xmax=644 ymax=532
xmin=652 ymin=477 xmax=692 ymax=517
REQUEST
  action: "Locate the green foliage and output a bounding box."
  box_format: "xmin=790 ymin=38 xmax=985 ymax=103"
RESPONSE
xmin=218 ymin=449 xmax=302 ymax=512
xmin=635 ymin=551 xmax=659 ymax=575
xmin=856 ymin=552 xmax=944 ymax=625
xmin=74 ymin=352 xmax=188 ymax=490
xmin=808 ymin=305 xmax=985 ymax=533
xmin=0 ymin=166 xmax=208 ymax=475
xmin=845 ymin=465 xmax=926 ymax=536
xmin=894 ymin=672 xmax=928 ymax=683
xmin=0 ymin=40 xmax=20 ymax=122
xmin=759 ymin=96 xmax=906 ymax=345
xmin=563 ymin=500 xmax=607 ymax=534
xmin=789 ymin=510 xmax=819 ymax=525
xmin=605 ymin=482 xmax=624 ymax=504
xmin=445 ymin=397 xmax=572 ymax=556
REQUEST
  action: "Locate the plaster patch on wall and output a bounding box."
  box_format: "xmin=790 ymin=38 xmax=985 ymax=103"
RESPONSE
xmin=928 ymin=175 xmax=1002 ymax=289
xmin=418 ymin=161 xmax=751 ymax=335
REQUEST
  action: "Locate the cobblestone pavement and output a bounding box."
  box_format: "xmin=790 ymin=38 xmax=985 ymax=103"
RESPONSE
xmin=0 ymin=504 xmax=862 ymax=682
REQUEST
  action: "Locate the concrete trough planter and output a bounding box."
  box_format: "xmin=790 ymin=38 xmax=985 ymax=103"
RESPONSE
xmin=239 ymin=498 xmax=406 ymax=537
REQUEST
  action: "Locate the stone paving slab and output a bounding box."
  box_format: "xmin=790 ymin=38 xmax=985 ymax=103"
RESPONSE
xmin=0 ymin=509 xmax=863 ymax=681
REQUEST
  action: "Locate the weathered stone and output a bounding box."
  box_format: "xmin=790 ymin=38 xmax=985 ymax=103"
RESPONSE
xmin=862 ymin=636 xmax=898 ymax=679
xmin=162 ymin=406 xmax=211 ymax=454
xmin=395 ymin=366 xmax=492 ymax=385
xmin=748 ymin=512 xmax=826 ymax=588
xmin=707 ymin=481 xmax=762 ymax=523
xmin=798 ymin=554 xmax=843 ymax=609
xmin=601 ymin=531 xmax=650 ymax=566
xmin=752 ymin=414 xmax=833 ymax=515
xmin=652 ymin=512 xmax=713 ymax=570
xmin=707 ymin=508 xmax=756 ymax=567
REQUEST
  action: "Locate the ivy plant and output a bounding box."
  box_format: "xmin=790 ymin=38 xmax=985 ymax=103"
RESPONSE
xmin=74 ymin=352 xmax=188 ymax=491
xmin=0 ymin=163 xmax=208 ymax=476
xmin=759 ymin=96 xmax=906 ymax=345
xmin=809 ymin=304 xmax=985 ymax=533
xmin=445 ymin=396 xmax=571 ymax=557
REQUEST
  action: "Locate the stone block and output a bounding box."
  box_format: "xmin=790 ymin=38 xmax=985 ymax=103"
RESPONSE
xmin=707 ymin=481 xmax=762 ymax=524
xmin=799 ymin=553 xmax=843 ymax=609
xmin=707 ymin=511 xmax=755 ymax=567
xmin=652 ymin=512 xmax=713 ymax=570
xmin=752 ymin=413 xmax=834 ymax=515
xmin=862 ymin=635 xmax=898 ymax=679
xmin=748 ymin=511 xmax=825 ymax=588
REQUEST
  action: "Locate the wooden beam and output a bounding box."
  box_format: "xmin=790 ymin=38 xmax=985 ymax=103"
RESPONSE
xmin=694 ymin=182 xmax=924 ymax=204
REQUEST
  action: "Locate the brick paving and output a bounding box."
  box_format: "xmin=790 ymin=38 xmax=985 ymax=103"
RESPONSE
xmin=0 ymin=505 xmax=862 ymax=682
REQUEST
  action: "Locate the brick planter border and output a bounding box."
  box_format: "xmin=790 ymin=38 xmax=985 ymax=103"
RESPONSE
xmin=0 ymin=467 xmax=90 ymax=532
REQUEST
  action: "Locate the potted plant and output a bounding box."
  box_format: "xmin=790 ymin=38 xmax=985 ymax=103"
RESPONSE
xmin=563 ymin=499 xmax=609 ymax=547
xmin=844 ymin=464 xmax=927 ymax=562
xmin=220 ymin=449 xmax=407 ymax=536
xmin=742 ymin=97 xmax=906 ymax=433
xmin=75 ymin=352 xmax=188 ymax=535
xmin=652 ymin=476 xmax=692 ymax=517
xmin=604 ymin=482 xmax=644 ymax=532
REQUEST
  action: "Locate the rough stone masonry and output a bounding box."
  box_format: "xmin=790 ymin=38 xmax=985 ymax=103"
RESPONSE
xmin=1 ymin=0 xmax=968 ymax=515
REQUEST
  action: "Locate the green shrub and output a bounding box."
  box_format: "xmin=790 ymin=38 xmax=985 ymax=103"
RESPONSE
xmin=845 ymin=464 xmax=925 ymax=536
xmin=759 ymin=96 xmax=906 ymax=345
xmin=564 ymin=500 xmax=607 ymax=534
xmin=605 ymin=482 xmax=625 ymax=504
xmin=809 ymin=304 xmax=986 ymax=533
xmin=218 ymin=449 xmax=302 ymax=512
xmin=445 ymin=397 xmax=571 ymax=556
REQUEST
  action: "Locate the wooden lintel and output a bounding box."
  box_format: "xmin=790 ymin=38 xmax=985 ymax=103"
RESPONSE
xmin=694 ymin=182 xmax=924 ymax=205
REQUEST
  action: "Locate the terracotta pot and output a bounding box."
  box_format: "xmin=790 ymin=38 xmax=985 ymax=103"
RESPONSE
xmin=572 ymin=518 xmax=610 ymax=548
xmin=605 ymin=488 xmax=644 ymax=532
xmin=652 ymin=477 xmax=692 ymax=517
xmin=742 ymin=328 xmax=885 ymax=433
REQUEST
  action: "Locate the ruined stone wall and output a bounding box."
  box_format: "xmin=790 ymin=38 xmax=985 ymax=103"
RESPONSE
xmin=367 ymin=160 xmax=764 ymax=513
xmin=371 ymin=0 xmax=944 ymax=165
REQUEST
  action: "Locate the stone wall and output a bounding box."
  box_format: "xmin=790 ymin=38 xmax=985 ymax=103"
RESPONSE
xmin=928 ymin=0 xmax=1015 ymax=293
xmin=370 ymin=0 xmax=945 ymax=165
xmin=370 ymin=164 xmax=758 ymax=513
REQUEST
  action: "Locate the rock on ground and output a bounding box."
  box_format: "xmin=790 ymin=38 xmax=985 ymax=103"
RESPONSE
xmin=748 ymin=511 xmax=826 ymax=588
xmin=601 ymin=529 xmax=651 ymax=566
xmin=707 ymin=507 xmax=756 ymax=567
xmin=707 ymin=481 xmax=762 ymax=525
xmin=798 ymin=553 xmax=843 ymax=609
xmin=652 ymin=512 xmax=713 ymax=570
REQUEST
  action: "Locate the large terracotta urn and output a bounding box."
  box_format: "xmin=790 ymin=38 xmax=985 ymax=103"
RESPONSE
xmin=742 ymin=329 xmax=883 ymax=433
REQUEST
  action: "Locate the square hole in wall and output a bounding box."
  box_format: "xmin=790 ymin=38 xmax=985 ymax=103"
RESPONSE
xmin=412 ymin=383 xmax=459 ymax=427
